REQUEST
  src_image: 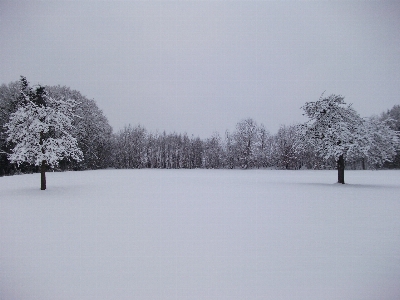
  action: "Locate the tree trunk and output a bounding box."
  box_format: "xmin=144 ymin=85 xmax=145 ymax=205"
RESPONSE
xmin=41 ymin=160 xmax=47 ymax=190
xmin=337 ymin=154 xmax=345 ymax=184
xmin=39 ymin=130 xmax=47 ymax=190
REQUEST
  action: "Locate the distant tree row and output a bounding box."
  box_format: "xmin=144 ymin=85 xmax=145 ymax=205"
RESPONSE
xmin=110 ymin=109 xmax=399 ymax=177
xmin=111 ymin=120 xmax=316 ymax=170
xmin=1 ymin=77 xmax=399 ymax=181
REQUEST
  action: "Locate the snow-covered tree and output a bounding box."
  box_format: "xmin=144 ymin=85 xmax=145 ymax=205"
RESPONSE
xmin=47 ymin=85 xmax=113 ymax=170
xmin=233 ymin=118 xmax=259 ymax=169
xmin=113 ymin=124 xmax=147 ymax=169
xmin=360 ymin=116 xmax=399 ymax=168
xmin=300 ymin=93 xmax=399 ymax=183
xmin=203 ymin=132 xmax=224 ymax=169
xmin=380 ymin=105 xmax=400 ymax=168
xmin=4 ymin=77 xmax=82 ymax=190
xmin=255 ymin=124 xmax=272 ymax=168
xmin=224 ymin=130 xmax=235 ymax=169
xmin=300 ymin=94 xmax=366 ymax=183
xmin=273 ymin=125 xmax=299 ymax=170
xmin=0 ymin=79 xmax=28 ymax=175
xmin=189 ymin=136 xmax=203 ymax=169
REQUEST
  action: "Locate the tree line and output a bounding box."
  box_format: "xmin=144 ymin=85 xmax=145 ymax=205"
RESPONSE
xmin=1 ymin=77 xmax=400 ymax=180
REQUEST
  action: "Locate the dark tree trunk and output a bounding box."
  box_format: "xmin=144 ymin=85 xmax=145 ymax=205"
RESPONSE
xmin=41 ymin=160 xmax=47 ymax=190
xmin=39 ymin=130 xmax=47 ymax=190
xmin=337 ymin=154 xmax=345 ymax=184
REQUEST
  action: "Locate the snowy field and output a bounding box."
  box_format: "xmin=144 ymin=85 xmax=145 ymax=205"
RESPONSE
xmin=1 ymin=169 xmax=400 ymax=300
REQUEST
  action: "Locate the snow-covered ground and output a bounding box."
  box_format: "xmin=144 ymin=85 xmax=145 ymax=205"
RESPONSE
xmin=1 ymin=169 xmax=400 ymax=300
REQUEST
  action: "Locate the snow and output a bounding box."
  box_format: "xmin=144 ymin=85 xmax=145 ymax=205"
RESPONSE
xmin=1 ymin=169 xmax=400 ymax=300
xmin=5 ymin=92 xmax=82 ymax=168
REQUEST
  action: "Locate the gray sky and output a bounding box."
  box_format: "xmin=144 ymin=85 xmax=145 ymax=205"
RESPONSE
xmin=1 ymin=1 xmax=400 ymax=138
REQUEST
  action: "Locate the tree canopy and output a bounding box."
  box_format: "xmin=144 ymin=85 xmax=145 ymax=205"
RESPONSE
xmin=300 ymin=93 xmax=399 ymax=183
xmin=4 ymin=77 xmax=83 ymax=189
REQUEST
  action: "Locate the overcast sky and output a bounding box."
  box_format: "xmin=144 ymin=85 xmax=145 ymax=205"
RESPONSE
xmin=1 ymin=1 xmax=400 ymax=138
